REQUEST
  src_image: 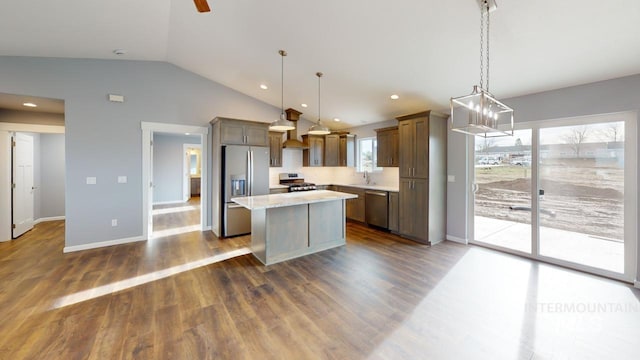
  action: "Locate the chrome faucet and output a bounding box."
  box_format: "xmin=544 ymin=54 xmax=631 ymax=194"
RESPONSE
xmin=363 ymin=170 xmax=371 ymax=185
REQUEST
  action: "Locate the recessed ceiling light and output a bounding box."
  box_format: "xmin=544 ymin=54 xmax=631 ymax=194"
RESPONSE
xmin=113 ymin=49 xmax=127 ymax=56
xmin=185 ymin=133 xmax=190 ymax=135
xmin=333 ymin=118 xmax=341 ymax=122
xmin=260 ymin=84 xmax=268 ymax=90
xmin=390 ymin=94 xmax=399 ymax=100
xmin=23 ymin=102 xmax=37 ymax=108
xmin=301 ymin=103 xmax=308 ymax=108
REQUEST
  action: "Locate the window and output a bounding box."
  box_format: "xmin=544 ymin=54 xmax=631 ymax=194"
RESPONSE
xmin=357 ymin=137 xmax=381 ymax=172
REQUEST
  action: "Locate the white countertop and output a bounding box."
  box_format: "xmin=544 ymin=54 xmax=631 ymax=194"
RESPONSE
xmin=232 ymin=190 xmax=357 ymax=210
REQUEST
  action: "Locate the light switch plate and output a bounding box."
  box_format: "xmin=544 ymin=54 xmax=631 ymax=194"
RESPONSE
xmin=447 ymin=175 xmax=455 ymax=183
xmin=118 ymin=176 xmax=127 ymax=184
xmin=86 ymin=177 xmax=97 ymax=185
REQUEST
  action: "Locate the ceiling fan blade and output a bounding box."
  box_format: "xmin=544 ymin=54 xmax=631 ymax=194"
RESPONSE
xmin=193 ymin=0 xmax=211 ymax=13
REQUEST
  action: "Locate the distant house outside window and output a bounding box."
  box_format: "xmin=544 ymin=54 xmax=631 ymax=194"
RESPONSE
xmin=357 ymin=137 xmax=381 ymax=172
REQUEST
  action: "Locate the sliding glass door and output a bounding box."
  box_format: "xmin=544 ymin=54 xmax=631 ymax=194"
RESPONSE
xmin=539 ymin=122 xmax=625 ymax=273
xmin=474 ymin=130 xmax=533 ymax=254
xmin=471 ymin=113 xmax=636 ymax=281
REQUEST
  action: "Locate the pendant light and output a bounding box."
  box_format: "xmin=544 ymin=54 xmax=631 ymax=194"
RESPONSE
xmin=450 ymin=0 xmax=514 ymax=138
xmin=269 ymin=50 xmax=296 ymax=131
xmin=308 ymin=72 xmax=331 ymax=135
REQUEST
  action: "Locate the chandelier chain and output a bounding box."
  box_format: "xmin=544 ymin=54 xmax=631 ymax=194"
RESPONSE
xmin=479 ymin=4 xmax=484 ymax=90
xmin=486 ymin=1 xmax=490 ymax=92
xmin=281 ymin=52 xmax=284 ymax=115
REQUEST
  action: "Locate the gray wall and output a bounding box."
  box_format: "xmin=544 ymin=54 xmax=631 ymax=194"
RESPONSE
xmin=446 ymin=73 xmax=640 ymax=282
xmin=39 ymin=133 xmax=65 ymax=218
xmin=153 ymin=133 xmax=200 ymax=203
xmin=0 ymin=56 xmax=281 ymax=247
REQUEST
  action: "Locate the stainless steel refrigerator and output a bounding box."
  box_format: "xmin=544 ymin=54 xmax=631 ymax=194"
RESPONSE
xmin=222 ymin=145 xmax=269 ymax=237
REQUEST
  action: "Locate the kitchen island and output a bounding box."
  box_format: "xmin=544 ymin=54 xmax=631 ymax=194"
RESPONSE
xmin=231 ymin=190 xmax=357 ymax=265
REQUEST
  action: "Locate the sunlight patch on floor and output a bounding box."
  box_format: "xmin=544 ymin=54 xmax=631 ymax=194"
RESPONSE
xmin=50 ymin=247 xmax=252 ymax=309
xmin=151 ymin=224 xmax=201 ymax=238
xmin=152 ymin=205 xmax=200 ymax=216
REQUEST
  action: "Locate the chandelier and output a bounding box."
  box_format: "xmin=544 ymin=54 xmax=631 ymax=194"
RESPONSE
xmin=450 ymin=0 xmax=513 ymax=137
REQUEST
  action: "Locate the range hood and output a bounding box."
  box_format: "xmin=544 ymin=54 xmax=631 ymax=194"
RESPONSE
xmin=282 ymin=108 xmax=308 ymax=149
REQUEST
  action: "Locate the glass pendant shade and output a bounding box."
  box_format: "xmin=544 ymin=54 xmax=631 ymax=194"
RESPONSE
xmin=450 ymin=85 xmax=514 ymax=137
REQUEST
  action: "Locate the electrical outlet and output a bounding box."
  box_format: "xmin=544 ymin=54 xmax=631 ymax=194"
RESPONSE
xmin=118 ymin=176 xmax=127 ymax=184
xmin=111 ymin=219 xmax=118 ymax=227
xmin=86 ymin=177 xmax=97 ymax=185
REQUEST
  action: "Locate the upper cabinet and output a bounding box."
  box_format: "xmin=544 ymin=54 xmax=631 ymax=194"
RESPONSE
xmin=324 ymin=134 xmax=339 ymax=166
xmin=375 ymin=126 xmax=399 ymax=167
xmin=398 ymin=115 xmax=429 ymax=178
xmin=269 ymin=131 xmax=283 ymax=167
xmin=339 ymin=134 xmax=356 ymax=167
xmin=302 ymin=134 xmax=324 ymax=167
xmin=218 ymin=118 xmax=269 ymax=146
xmin=325 ymin=133 xmax=355 ymax=167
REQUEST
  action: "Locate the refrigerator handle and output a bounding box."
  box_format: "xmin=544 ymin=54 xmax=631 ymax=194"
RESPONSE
xmin=249 ymin=150 xmax=254 ymax=195
xmin=247 ymin=151 xmax=252 ymax=196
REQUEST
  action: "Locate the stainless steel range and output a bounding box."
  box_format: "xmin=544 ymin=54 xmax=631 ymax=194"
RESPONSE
xmin=278 ymin=173 xmax=317 ymax=192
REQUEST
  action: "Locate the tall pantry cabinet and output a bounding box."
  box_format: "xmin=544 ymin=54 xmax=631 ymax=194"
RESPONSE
xmin=397 ymin=111 xmax=447 ymax=245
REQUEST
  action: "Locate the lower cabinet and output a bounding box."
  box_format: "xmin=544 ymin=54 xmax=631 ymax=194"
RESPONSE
xmin=399 ymin=178 xmax=428 ymax=243
xmin=190 ymin=177 xmax=201 ymax=196
xmin=337 ymin=186 xmax=365 ymax=222
xmin=388 ymin=191 xmax=399 ymax=232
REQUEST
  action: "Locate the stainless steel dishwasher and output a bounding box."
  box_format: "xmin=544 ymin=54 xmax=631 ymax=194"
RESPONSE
xmin=365 ymin=190 xmax=388 ymax=228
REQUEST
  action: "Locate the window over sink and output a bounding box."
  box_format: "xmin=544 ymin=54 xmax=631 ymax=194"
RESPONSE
xmin=357 ymin=137 xmax=381 ymax=173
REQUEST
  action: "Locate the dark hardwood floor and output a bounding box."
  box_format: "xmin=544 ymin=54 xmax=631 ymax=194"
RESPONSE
xmin=0 ymin=213 xmax=639 ymax=359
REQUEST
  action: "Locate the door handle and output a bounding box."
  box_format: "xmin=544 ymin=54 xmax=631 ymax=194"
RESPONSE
xmin=365 ymin=191 xmax=387 ymax=197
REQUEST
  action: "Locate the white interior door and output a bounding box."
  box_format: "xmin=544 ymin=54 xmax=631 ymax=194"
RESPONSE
xmin=12 ymin=133 xmax=35 ymax=238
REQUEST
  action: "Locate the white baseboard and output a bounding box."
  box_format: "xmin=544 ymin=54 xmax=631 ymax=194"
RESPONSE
xmin=203 ymin=225 xmax=211 ymax=231
xmin=153 ymin=200 xmax=185 ymax=206
xmin=446 ymin=234 xmax=468 ymax=244
xmin=635 ymin=281 xmax=640 ymax=289
xmin=34 ymin=216 xmax=65 ymax=224
xmin=63 ymin=235 xmax=146 ymax=253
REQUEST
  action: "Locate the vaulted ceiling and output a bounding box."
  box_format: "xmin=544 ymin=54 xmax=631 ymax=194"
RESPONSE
xmin=1 ymin=0 xmax=639 ymax=128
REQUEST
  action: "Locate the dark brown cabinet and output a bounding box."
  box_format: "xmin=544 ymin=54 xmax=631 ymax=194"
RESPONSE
xmin=375 ymin=126 xmax=399 ymax=167
xmin=268 ymin=131 xmax=283 ymax=167
xmin=190 ymin=177 xmax=201 ymax=196
xmin=324 ymin=134 xmax=339 ymax=166
xmin=339 ymin=134 xmax=356 ymax=167
xmin=325 ymin=134 xmax=355 ymax=167
xmin=219 ymin=119 xmax=269 ymax=146
xmin=396 ymin=110 xmax=447 ymax=245
xmin=302 ymin=134 xmax=324 ymax=167
xmin=388 ymin=191 xmax=399 ymax=232
xmin=399 ymin=117 xmax=428 ymax=178
xmin=337 ymin=186 xmax=365 ymax=222
xmin=399 ymin=178 xmax=427 ymax=240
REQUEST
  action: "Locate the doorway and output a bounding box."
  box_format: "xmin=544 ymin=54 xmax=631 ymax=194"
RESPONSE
xmin=150 ymin=133 xmax=202 ymax=238
xmin=470 ymin=112 xmax=637 ymax=282
xmin=141 ymin=122 xmax=209 ymax=240
xmin=0 ymin=93 xmax=65 ymax=243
